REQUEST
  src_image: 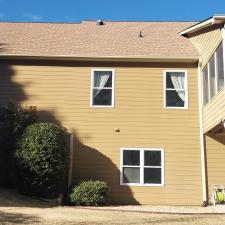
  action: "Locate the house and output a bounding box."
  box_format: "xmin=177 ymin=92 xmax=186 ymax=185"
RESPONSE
xmin=0 ymin=15 xmax=224 ymax=206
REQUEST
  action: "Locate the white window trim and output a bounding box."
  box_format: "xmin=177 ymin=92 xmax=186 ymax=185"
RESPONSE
xmin=90 ymin=68 xmax=115 ymax=108
xmin=163 ymin=70 xmax=188 ymax=109
xmin=120 ymin=148 xmax=165 ymax=187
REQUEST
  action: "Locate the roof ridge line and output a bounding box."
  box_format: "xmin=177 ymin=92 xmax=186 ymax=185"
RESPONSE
xmin=0 ymin=20 xmax=199 ymax=24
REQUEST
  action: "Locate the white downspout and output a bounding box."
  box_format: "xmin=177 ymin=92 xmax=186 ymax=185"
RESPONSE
xmin=198 ymin=61 xmax=207 ymax=205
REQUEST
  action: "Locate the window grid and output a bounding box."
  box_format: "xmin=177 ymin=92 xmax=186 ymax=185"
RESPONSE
xmin=90 ymin=69 xmax=115 ymax=108
xmin=164 ymin=70 xmax=188 ymax=109
xmin=93 ymin=87 xmax=113 ymax=89
xmin=121 ymin=148 xmax=164 ymax=187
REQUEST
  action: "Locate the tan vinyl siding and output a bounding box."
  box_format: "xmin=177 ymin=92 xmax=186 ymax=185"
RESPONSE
xmin=205 ymin=134 xmax=225 ymax=198
xmin=0 ymin=61 xmax=202 ymax=205
xmin=189 ymin=25 xmax=223 ymax=68
xmin=203 ymin=89 xmax=225 ymax=133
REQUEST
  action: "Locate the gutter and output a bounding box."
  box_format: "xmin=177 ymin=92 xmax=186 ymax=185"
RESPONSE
xmin=0 ymin=54 xmax=200 ymax=63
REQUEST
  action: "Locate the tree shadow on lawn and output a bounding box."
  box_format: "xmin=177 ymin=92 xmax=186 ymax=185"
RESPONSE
xmin=0 ymin=210 xmax=40 ymax=224
xmin=0 ymin=189 xmax=52 ymax=208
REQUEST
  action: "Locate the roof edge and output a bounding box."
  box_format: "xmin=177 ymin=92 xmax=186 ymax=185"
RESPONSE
xmin=179 ymin=15 xmax=225 ymax=36
xmin=0 ymin=54 xmax=200 ymax=63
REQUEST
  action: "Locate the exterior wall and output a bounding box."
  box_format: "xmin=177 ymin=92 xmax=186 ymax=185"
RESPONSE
xmin=188 ymin=25 xmax=225 ymax=205
xmin=203 ymin=89 xmax=225 ymax=133
xmin=189 ymin=24 xmax=223 ymax=68
xmin=0 ymin=60 xmax=202 ymax=205
xmin=205 ymin=134 xmax=225 ymax=199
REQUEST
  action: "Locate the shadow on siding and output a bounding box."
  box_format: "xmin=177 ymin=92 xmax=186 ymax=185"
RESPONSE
xmin=206 ymin=133 xmax=225 ymax=145
xmin=0 ymin=63 xmax=27 ymax=103
xmin=0 ymin=60 xmax=139 ymax=205
xmin=70 ymin=130 xmax=139 ymax=205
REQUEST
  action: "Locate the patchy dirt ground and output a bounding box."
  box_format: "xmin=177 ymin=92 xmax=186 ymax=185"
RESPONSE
xmin=1 ymin=189 xmax=225 ymax=225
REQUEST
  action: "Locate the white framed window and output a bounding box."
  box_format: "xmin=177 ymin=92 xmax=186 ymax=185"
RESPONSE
xmin=90 ymin=69 xmax=115 ymax=107
xmin=164 ymin=70 xmax=188 ymax=109
xmin=202 ymin=42 xmax=225 ymax=106
xmin=120 ymin=148 xmax=164 ymax=186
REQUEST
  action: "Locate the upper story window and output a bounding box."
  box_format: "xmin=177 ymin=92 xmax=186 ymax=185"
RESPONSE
xmin=91 ymin=69 xmax=115 ymax=107
xmin=202 ymin=42 xmax=224 ymax=105
xmin=164 ymin=70 xmax=188 ymax=109
xmin=121 ymin=148 xmax=164 ymax=186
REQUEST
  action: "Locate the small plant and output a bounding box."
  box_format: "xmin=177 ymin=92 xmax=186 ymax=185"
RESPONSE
xmin=70 ymin=180 xmax=110 ymax=206
xmin=16 ymin=122 xmax=69 ymax=198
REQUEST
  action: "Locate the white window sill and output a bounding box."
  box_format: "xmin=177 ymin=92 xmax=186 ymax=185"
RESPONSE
xmin=120 ymin=183 xmax=164 ymax=187
xmin=90 ymin=105 xmax=114 ymax=108
xmin=164 ymin=106 xmax=188 ymax=110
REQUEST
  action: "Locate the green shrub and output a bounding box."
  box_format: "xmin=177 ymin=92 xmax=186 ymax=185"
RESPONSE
xmin=0 ymin=103 xmax=36 ymax=187
xmin=16 ymin=123 xmax=69 ymax=198
xmin=70 ymin=180 xmax=110 ymax=206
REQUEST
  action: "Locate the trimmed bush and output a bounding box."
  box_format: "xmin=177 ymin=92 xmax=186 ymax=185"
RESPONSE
xmin=16 ymin=123 xmax=69 ymax=197
xmin=0 ymin=103 xmax=36 ymax=187
xmin=70 ymin=180 xmax=110 ymax=206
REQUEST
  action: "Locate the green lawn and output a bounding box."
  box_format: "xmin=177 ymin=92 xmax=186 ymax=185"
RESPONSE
xmin=0 ymin=189 xmax=225 ymax=225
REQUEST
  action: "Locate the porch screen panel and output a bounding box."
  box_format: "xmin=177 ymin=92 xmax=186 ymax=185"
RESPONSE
xmin=202 ymin=66 xmax=209 ymax=105
xmin=209 ymin=56 xmax=216 ymax=100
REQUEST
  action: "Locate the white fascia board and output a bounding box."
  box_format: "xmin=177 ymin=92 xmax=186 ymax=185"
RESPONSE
xmin=179 ymin=16 xmax=225 ymax=36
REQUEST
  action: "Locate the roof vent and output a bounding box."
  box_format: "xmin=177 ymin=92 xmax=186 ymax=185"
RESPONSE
xmin=138 ymin=31 xmax=144 ymax=38
xmin=97 ymin=20 xmax=104 ymax=25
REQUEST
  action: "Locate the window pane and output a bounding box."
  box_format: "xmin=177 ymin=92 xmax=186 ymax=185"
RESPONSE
xmin=94 ymin=71 xmax=112 ymax=88
xmin=166 ymin=72 xmax=185 ymax=89
xmin=123 ymin=167 xmax=140 ymax=183
xmin=144 ymin=151 xmax=161 ymax=166
xmin=93 ymin=89 xmax=112 ymax=106
xmin=217 ymin=43 xmax=224 ymax=92
xmin=166 ymin=90 xmax=185 ymax=107
xmin=209 ymin=56 xmax=216 ymax=99
xmin=144 ymin=168 xmax=161 ymax=184
xmin=123 ymin=150 xmax=140 ymax=166
xmin=202 ymin=66 xmax=209 ymax=105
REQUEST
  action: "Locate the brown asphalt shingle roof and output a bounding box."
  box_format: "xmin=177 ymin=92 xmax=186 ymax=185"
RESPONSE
xmin=0 ymin=21 xmax=200 ymax=59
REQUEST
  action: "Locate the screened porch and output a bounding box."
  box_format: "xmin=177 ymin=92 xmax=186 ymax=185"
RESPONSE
xmin=202 ymin=42 xmax=225 ymax=133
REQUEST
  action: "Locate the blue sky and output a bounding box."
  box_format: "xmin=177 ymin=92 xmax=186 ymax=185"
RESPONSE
xmin=1 ymin=0 xmax=225 ymax=23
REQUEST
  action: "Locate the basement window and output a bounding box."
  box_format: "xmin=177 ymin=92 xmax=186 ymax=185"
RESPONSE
xmin=91 ymin=69 xmax=115 ymax=107
xmin=121 ymin=148 xmax=164 ymax=186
